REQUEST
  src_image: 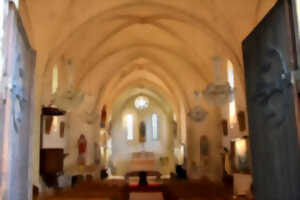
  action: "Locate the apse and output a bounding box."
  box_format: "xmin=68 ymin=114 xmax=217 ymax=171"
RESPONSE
xmin=109 ymin=87 xmax=178 ymax=176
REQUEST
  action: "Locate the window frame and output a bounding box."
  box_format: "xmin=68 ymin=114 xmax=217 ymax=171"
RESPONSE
xmin=52 ymin=65 xmax=58 ymax=94
xmin=227 ymin=60 xmax=237 ymax=128
xmin=125 ymin=114 xmax=134 ymax=141
xmin=152 ymin=113 xmax=159 ymax=140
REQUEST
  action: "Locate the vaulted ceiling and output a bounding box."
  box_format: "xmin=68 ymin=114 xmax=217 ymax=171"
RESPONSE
xmin=19 ymin=0 xmax=277 ymax=113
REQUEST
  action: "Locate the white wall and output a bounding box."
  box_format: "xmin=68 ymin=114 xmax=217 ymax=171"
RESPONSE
xmin=110 ymin=96 xmax=175 ymax=175
xmin=186 ymin=105 xmax=223 ymax=182
xmin=62 ymin=99 xmax=100 ymax=171
xmin=42 ymin=115 xmax=66 ymax=149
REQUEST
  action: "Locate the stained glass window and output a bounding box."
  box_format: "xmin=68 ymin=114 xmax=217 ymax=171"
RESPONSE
xmin=52 ymin=65 xmax=58 ymax=94
xmin=227 ymin=60 xmax=236 ymax=128
xmin=152 ymin=114 xmax=158 ymax=140
xmin=135 ymin=96 xmax=149 ymax=110
xmin=126 ymin=114 xmax=134 ymax=140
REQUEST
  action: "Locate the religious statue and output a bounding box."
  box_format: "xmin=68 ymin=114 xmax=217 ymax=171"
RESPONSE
xmin=100 ymin=105 xmax=107 ymax=128
xmin=139 ymin=121 xmax=146 ymax=143
xmin=77 ymin=134 xmax=87 ymax=165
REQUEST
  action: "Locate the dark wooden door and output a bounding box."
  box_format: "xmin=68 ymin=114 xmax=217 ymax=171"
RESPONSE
xmin=243 ymin=1 xmax=300 ymax=200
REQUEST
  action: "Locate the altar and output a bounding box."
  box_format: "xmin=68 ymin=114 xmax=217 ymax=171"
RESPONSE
xmin=129 ymin=152 xmax=158 ymax=172
xmin=125 ymin=152 xmax=161 ymax=184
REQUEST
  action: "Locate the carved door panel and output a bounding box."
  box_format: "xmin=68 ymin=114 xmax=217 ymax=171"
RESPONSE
xmin=243 ymin=1 xmax=300 ymax=199
xmin=1 ymin=3 xmax=36 ymax=200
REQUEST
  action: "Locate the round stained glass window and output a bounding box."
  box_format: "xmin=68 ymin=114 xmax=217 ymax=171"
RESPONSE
xmin=135 ymin=96 xmax=149 ymax=110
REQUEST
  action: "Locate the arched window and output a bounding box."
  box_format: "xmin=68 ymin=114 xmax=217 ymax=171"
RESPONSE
xmin=126 ymin=114 xmax=134 ymax=140
xmin=52 ymin=65 xmax=58 ymax=94
xmin=227 ymin=60 xmax=236 ymax=128
xmin=152 ymin=114 xmax=158 ymax=140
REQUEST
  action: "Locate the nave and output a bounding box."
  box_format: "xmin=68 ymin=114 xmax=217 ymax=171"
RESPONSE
xmin=1 ymin=1 xmax=300 ymax=200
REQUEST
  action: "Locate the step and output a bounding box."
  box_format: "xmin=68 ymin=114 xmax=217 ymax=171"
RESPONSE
xmin=130 ymin=192 xmax=163 ymax=200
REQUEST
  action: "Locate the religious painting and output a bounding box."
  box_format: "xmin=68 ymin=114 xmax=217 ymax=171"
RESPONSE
xmin=171 ymin=120 xmax=177 ymax=138
xmin=221 ymin=120 xmax=228 ymax=136
xmin=100 ymin=105 xmax=107 ymax=128
xmin=230 ymin=137 xmax=250 ymax=173
xmin=60 ymin=121 xmax=65 ymax=138
xmin=107 ymin=120 xmax=112 ymax=137
xmin=139 ymin=121 xmax=146 ymax=143
xmin=45 ymin=115 xmax=53 ymax=134
xmin=200 ymin=136 xmax=209 ymax=167
xmin=237 ymin=111 xmax=246 ymax=131
xmin=200 ymin=136 xmax=209 ymax=156
xmin=94 ymin=143 xmax=100 ymax=164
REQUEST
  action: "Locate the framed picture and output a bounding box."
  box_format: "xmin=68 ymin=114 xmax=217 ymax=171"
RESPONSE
xmin=60 ymin=121 xmax=65 ymax=138
xmin=230 ymin=137 xmax=251 ymax=173
xmin=237 ymin=111 xmax=246 ymax=131
xmin=221 ymin=120 xmax=228 ymax=136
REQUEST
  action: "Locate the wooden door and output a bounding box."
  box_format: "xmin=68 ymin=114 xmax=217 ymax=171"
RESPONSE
xmin=243 ymin=0 xmax=300 ymax=199
xmin=0 ymin=3 xmax=36 ymax=200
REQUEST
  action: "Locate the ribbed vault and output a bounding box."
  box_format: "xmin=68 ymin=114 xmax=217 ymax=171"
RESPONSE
xmin=20 ymin=0 xmax=278 ymax=95
xmin=19 ymin=0 xmax=278 ymax=144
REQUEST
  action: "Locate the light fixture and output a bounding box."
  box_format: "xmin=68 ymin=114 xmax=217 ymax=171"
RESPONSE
xmin=202 ymin=57 xmax=235 ymax=105
xmin=135 ymin=96 xmax=149 ymax=110
xmin=51 ymin=59 xmax=85 ymax=111
xmin=187 ymin=90 xmax=208 ymax=122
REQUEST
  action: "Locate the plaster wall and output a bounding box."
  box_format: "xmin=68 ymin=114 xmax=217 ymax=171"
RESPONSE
xmin=186 ymin=105 xmax=223 ymax=182
xmin=63 ymin=108 xmax=100 ymax=171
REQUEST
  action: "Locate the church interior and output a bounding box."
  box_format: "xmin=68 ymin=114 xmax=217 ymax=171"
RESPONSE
xmin=1 ymin=0 xmax=300 ymax=200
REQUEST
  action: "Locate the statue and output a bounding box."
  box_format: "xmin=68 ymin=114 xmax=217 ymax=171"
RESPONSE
xmin=139 ymin=121 xmax=146 ymax=143
xmin=77 ymin=134 xmax=87 ymax=165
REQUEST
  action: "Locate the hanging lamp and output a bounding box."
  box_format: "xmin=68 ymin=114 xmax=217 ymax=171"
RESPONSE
xmin=187 ymin=90 xmax=208 ymax=122
xmin=51 ymin=59 xmax=85 ymax=111
xmin=202 ymin=56 xmax=234 ymax=105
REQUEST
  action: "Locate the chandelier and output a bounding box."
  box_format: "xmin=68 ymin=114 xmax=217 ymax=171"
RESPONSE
xmin=202 ymin=83 xmax=234 ymax=105
xmin=135 ymin=96 xmax=149 ymax=110
xmin=51 ymin=59 xmax=85 ymax=111
xmin=51 ymin=87 xmax=85 ymax=112
xmin=187 ymin=90 xmax=208 ymax=122
xmin=202 ymin=57 xmax=234 ymax=105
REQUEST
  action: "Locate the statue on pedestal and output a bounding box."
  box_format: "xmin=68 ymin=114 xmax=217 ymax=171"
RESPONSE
xmin=77 ymin=134 xmax=87 ymax=165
